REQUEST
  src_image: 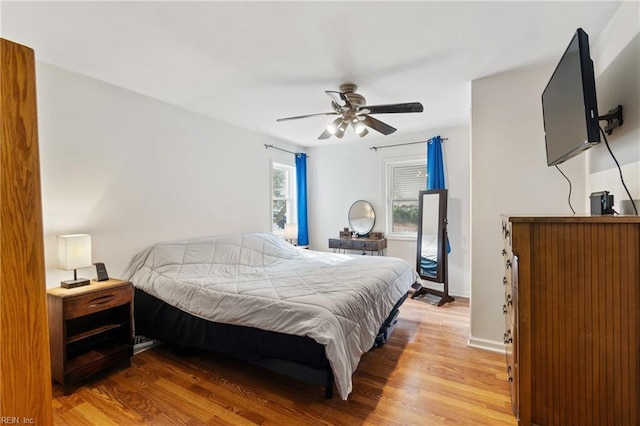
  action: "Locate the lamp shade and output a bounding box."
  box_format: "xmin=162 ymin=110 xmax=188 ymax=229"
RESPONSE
xmin=284 ymin=223 xmax=298 ymax=240
xmin=57 ymin=234 xmax=92 ymax=270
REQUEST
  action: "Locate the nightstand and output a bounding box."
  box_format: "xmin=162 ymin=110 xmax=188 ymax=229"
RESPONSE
xmin=47 ymin=279 xmax=133 ymax=393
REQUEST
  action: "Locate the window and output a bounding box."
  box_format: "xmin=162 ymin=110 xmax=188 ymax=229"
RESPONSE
xmin=385 ymin=159 xmax=427 ymax=238
xmin=271 ymin=162 xmax=297 ymax=233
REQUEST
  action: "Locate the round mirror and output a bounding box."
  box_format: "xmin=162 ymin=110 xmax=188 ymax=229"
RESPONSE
xmin=348 ymin=200 xmax=375 ymax=236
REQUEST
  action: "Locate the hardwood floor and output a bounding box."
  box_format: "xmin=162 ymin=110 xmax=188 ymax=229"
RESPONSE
xmin=52 ymin=297 xmax=516 ymax=425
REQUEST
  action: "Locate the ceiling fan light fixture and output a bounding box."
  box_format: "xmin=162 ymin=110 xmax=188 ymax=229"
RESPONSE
xmin=335 ymin=119 xmax=349 ymax=138
xmin=349 ymin=118 xmax=366 ymax=136
xmin=353 ymin=121 xmax=366 ymax=135
xmin=326 ymin=117 xmax=343 ymax=135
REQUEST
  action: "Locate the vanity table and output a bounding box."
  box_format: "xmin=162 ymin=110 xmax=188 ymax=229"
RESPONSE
xmin=330 ymin=200 xmax=386 ymax=255
xmin=329 ymin=236 xmax=387 ymax=256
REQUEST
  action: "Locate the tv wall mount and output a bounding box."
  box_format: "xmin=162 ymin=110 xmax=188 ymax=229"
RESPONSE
xmin=599 ymin=105 xmax=623 ymax=135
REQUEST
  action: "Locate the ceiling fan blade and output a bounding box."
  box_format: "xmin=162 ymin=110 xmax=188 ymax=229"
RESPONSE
xmin=318 ymin=128 xmax=333 ymax=140
xmin=361 ymin=115 xmax=397 ymax=135
xmin=363 ymin=102 xmax=424 ymax=114
xmin=325 ymin=90 xmax=349 ymax=107
xmin=276 ymin=111 xmax=339 ymax=122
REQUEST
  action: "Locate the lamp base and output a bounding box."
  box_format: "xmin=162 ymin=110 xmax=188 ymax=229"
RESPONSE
xmin=61 ymin=278 xmax=90 ymax=289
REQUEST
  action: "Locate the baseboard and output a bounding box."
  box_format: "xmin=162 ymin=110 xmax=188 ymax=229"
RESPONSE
xmin=450 ymin=289 xmax=470 ymax=298
xmin=467 ymin=336 xmax=506 ymax=354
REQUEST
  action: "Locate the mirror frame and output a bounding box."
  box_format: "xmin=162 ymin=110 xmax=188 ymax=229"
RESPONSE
xmin=413 ymin=189 xmax=454 ymax=306
xmin=348 ymin=200 xmax=375 ymax=236
xmin=415 ymin=189 xmax=447 ymax=283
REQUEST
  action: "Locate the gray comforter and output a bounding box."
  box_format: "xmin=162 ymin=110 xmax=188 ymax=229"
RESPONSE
xmin=123 ymin=233 xmax=419 ymax=399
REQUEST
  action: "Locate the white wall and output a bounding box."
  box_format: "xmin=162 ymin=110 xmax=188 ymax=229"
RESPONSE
xmin=36 ymin=62 xmax=301 ymax=287
xmin=308 ymin=125 xmax=471 ymax=297
xmin=589 ymin=1 xmax=639 ymax=211
xmin=470 ymin=64 xmax=589 ymax=350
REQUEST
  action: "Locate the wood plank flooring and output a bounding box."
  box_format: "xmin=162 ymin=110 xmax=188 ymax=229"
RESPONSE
xmin=52 ymin=297 xmax=516 ymax=425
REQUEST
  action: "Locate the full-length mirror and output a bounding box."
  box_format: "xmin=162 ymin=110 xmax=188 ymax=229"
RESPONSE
xmin=417 ymin=192 xmax=442 ymax=280
xmin=348 ymin=200 xmax=375 ymax=236
xmin=413 ymin=189 xmax=454 ymax=306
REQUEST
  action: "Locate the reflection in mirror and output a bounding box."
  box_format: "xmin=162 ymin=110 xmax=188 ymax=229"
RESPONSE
xmin=348 ymin=200 xmax=375 ymax=236
xmin=419 ymin=193 xmax=441 ymax=279
xmin=413 ymin=189 xmax=454 ymax=306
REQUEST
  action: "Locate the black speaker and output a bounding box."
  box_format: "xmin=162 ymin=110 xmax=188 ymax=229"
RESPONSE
xmin=93 ymin=262 xmax=109 ymax=282
xmin=590 ymin=191 xmax=615 ymax=215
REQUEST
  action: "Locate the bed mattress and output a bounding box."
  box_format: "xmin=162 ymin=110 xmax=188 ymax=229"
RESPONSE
xmin=124 ymin=233 xmax=419 ymax=399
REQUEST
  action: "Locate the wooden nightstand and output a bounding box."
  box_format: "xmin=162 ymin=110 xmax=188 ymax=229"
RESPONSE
xmin=47 ymin=279 xmax=133 ymax=393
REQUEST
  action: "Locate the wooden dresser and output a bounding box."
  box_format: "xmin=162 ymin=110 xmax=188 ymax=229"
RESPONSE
xmin=502 ymin=216 xmax=640 ymax=425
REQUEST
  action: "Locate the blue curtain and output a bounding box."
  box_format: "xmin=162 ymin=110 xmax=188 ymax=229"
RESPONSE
xmin=295 ymin=153 xmax=309 ymax=246
xmin=427 ymin=135 xmax=445 ymax=190
xmin=426 ymin=135 xmax=450 ymax=252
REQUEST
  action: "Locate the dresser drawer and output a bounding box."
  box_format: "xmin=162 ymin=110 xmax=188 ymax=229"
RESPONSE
xmin=64 ymin=285 xmax=132 ymax=320
xmin=329 ymin=239 xmax=353 ymax=249
xmin=352 ymin=240 xmax=379 ymax=251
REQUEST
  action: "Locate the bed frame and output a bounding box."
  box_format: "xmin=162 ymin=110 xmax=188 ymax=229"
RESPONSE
xmin=133 ymin=289 xmax=409 ymax=398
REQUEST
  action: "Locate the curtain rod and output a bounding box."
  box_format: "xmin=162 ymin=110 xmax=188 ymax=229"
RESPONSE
xmin=369 ymin=137 xmax=448 ymax=151
xmin=264 ymin=144 xmax=308 ymax=157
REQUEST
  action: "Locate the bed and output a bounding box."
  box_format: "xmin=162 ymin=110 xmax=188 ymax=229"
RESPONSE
xmin=123 ymin=233 xmax=419 ymax=399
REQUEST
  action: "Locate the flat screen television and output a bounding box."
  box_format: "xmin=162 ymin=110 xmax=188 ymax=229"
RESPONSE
xmin=542 ymin=28 xmax=600 ymax=166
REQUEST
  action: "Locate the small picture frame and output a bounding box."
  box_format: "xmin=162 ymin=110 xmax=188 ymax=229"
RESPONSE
xmin=93 ymin=262 xmax=109 ymax=282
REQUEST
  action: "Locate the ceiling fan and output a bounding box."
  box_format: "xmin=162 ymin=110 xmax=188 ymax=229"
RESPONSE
xmin=276 ymin=83 xmax=424 ymax=140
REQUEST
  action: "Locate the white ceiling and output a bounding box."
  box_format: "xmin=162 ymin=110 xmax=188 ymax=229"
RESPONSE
xmin=0 ymin=1 xmax=623 ymax=147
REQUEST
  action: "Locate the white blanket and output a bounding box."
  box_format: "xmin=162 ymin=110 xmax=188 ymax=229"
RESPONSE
xmin=123 ymin=233 xmax=419 ymax=399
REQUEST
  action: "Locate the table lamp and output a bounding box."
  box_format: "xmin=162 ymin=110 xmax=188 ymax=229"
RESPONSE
xmin=57 ymin=234 xmax=92 ymax=288
xmin=284 ymin=223 xmax=298 ymax=245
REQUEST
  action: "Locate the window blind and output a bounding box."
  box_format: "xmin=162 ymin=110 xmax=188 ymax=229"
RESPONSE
xmin=392 ymin=164 xmax=427 ymax=199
